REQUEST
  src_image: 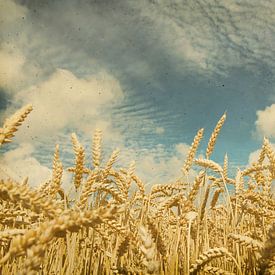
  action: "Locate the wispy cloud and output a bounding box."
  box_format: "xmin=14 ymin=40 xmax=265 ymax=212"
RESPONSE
xmin=140 ymin=0 xmax=275 ymax=75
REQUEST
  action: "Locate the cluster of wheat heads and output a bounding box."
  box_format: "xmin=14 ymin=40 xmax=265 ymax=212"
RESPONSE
xmin=0 ymin=104 xmax=274 ymax=275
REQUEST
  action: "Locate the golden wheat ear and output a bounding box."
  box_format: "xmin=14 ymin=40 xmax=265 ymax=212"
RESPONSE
xmin=0 ymin=104 xmax=33 ymax=146
xmin=206 ymin=112 xmax=226 ymax=159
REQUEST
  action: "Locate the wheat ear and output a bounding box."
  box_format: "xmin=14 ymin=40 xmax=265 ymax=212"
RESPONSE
xmin=182 ymin=128 xmax=204 ymax=174
xmin=92 ymin=129 xmax=102 ymax=169
xmin=139 ymin=225 xmax=159 ymax=274
xmin=190 ymin=247 xmax=240 ymax=274
xmin=228 ymin=233 xmax=263 ymax=252
xmin=0 ymin=104 xmax=33 ymax=146
xmin=70 ymin=133 xmax=85 ymax=189
xmin=49 ymin=144 xmax=63 ymax=197
xmin=206 ymin=113 xmax=226 ymax=159
xmin=194 ymin=159 xmax=223 ymax=173
xmin=0 ymin=179 xmax=62 ymax=218
xmin=203 ymin=265 xmax=235 ymax=275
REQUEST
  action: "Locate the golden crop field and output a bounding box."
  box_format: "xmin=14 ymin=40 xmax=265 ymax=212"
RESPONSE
xmin=0 ymin=104 xmax=274 ymax=275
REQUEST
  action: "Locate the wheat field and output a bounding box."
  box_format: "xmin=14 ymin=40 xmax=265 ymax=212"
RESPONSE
xmin=0 ymin=104 xmax=274 ymax=275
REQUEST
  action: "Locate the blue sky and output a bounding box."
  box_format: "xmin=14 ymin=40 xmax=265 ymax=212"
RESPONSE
xmin=1 ymin=0 xmax=275 ymax=186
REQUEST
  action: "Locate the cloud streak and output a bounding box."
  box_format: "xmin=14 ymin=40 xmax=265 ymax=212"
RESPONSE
xmin=143 ymin=0 xmax=275 ymax=75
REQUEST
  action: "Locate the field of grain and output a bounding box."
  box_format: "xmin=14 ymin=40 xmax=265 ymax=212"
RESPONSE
xmin=0 ymin=104 xmax=274 ymax=275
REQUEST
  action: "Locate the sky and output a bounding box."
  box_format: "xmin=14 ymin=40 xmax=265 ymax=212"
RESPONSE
xmin=0 ymin=0 xmax=275 ymax=187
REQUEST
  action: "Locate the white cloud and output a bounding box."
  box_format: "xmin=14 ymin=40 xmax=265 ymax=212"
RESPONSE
xmin=0 ymin=42 xmax=42 ymax=92
xmin=255 ymin=104 xmax=275 ymax=139
xmin=0 ymin=1 xmax=31 ymax=91
xmin=0 ymin=45 xmax=26 ymax=91
xmin=175 ymin=143 xmax=190 ymax=156
xmin=0 ymin=0 xmax=27 ymax=25
xmin=117 ymin=142 xmax=194 ymax=189
xmin=0 ymin=143 xmax=51 ymax=187
xmin=8 ymin=69 xmax=123 ymax=142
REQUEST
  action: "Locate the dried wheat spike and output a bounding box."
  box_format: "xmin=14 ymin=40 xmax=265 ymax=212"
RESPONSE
xmin=157 ymin=192 xmax=186 ymax=218
xmin=132 ymin=174 xmax=145 ymax=196
xmin=122 ymin=161 xmax=135 ymax=195
xmin=150 ymin=182 xmax=185 ymax=196
xmin=77 ymin=171 xmax=98 ymax=210
xmin=1 ymin=205 xmax=118 ymax=265
xmin=223 ymin=153 xmax=228 ymax=179
xmin=180 ymin=172 xmax=205 ymax=215
xmin=71 ymin=133 xmax=85 ymax=189
xmin=228 ymin=233 xmax=263 ymax=252
xmin=92 ymin=129 xmax=102 ymax=168
xmin=104 ymin=148 xmax=120 ymax=175
xmin=258 ymin=138 xmax=267 ymax=164
xmin=241 ymin=163 xmax=270 ymax=177
xmin=49 ymin=144 xmax=63 ymax=197
xmin=203 ymin=265 xmax=235 ymax=275
xmin=263 ymin=173 xmax=273 ymax=198
xmin=138 ymin=225 xmax=159 ymax=274
xmin=190 ymin=247 xmax=233 ymax=274
xmin=0 ymin=229 xmax=26 ymax=242
xmin=0 ymin=104 xmax=33 ymax=146
xmin=264 ymin=138 xmax=275 ymax=163
xmin=206 ymin=113 xmax=226 ymax=159
xmin=194 ymin=159 xmax=223 ymax=173
xmin=90 ymin=183 xmax=125 ymax=203
xmin=147 ymin=216 xmax=167 ymax=258
xmin=210 ymin=188 xmax=222 ymax=209
xmin=242 ymin=201 xmax=274 ymax=218
xmin=187 ymin=171 xmax=205 ymax=203
xmin=27 ymin=207 xmax=115 ymax=271
xmin=254 ymin=170 xmax=265 ymax=187
xmin=119 ymin=167 xmax=145 ymax=196
xmin=263 ymin=138 xmax=275 ymax=178
xmin=235 ymin=169 xmax=244 ymax=196
xmin=107 ymin=169 xmax=127 ymax=195
xmin=199 ymin=184 xmax=211 ymax=222
xmin=22 ymin=242 xmax=46 ymax=274
xmin=0 ymin=179 xmax=63 ymax=218
xmin=182 ymin=128 xmax=204 ymax=174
